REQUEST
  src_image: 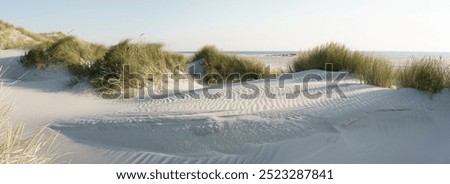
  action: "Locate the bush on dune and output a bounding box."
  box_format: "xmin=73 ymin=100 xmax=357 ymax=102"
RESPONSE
xmin=289 ymin=42 xmax=395 ymax=88
xmin=20 ymin=36 xmax=107 ymax=78
xmin=192 ymin=45 xmax=266 ymax=84
xmin=90 ymin=40 xmax=186 ymax=91
xmin=398 ymin=57 xmax=449 ymax=94
xmin=20 ymin=37 xmax=186 ymax=94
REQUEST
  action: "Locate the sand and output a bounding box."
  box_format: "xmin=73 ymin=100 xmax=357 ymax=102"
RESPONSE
xmin=1 ymin=49 xmax=450 ymax=164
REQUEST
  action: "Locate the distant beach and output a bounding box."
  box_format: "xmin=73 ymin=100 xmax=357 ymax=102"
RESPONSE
xmin=181 ymin=51 xmax=450 ymax=70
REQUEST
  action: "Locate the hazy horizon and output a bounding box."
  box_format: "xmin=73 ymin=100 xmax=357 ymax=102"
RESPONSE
xmin=2 ymin=0 xmax=450 ymax=52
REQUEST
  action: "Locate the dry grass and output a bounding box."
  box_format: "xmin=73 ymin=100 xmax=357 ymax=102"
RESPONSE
xmin=398 ymin=57 xmax=449 ymax=94
xmin=0 ymin=19 xmax=56 ymax=49
xmin=0 ymin=89 xmax=57 ymax=164
xmin=90 ymin=40 xmax=187 ymax=93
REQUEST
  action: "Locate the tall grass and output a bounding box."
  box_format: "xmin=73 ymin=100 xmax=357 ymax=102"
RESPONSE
xmin=0 ymin=19 xmax=55 ymax=49
xmin=289 ymin=43 xmax=356 ymax=72
xmin=20 ymin=37 xmax=186 ymax=93
xmin=90 ymin=40 xmax=186 ymax=91
xmin=354 ymin=56 xmax=396 ymax=88
xmin=289 ymin=42 xmax=395 ymax=88
xmin=192 ymin=45 xmax=266 ymax=83
xmin=398 ymin=57 xmax=449 ymax=94
xmin=21 ymin=36 xmax=107 ymax=77
xmin=0 ymin=92 xmax=57 ymax=164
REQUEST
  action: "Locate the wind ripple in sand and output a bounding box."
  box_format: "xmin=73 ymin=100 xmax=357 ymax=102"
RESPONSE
xmin=49 ymin=70 xmax=450 ymax=164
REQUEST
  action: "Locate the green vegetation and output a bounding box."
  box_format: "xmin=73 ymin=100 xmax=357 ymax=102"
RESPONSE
xmin=0 ymin=19 xmax=61 ymax=49
xmin=90 ymin=40 xmax=186 ymax=91
xmin=289 ymin=42 xmax=395 ymax=88
xmin=289 ymin=43 xmax=358 ymax=72
xmin=0 ymin=96 xmax=57 ymax=164
xmin=192 ymin=45 xmax=266 ymax=83
xmin=398 ymin=57 xmax=449 ymax=94
xmin=20 ymin=36 xmax=107 ymax=77
xmin=12 ymin=22 xmax=449 ymax=95
xmin=21 ymin=37 xmax=186 ymax=93
xmin=354 ymin=55 xmax=396 ymax=88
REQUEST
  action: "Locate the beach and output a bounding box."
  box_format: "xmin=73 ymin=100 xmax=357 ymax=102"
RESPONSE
xmin=2 ymin=49 xmax=450 ymax=164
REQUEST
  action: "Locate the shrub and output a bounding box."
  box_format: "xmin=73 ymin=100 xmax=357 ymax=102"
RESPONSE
xmin=20 ymin=36 xmax=107 ymax=77
xmin=289 ymin=42 xmax=395 ymax=88
xmin=90 ymin=40 xmax=186 ymax=92
xmin=192 ymin=45 xmax=266 ymax=83
xmin=398 ymin=57 xmax=449 ymax=94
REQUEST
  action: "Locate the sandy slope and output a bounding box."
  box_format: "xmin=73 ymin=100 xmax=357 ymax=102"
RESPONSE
xmin=1 ymin=49 xmax=450 ymax=164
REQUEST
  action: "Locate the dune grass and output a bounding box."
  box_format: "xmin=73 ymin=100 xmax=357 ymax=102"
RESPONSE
xmin=289 ymin=42 xmax=395 ymax=88
xmin=0 ymin=94 xmax=57 ymax=164
xmin=20 ymin=37 xmax=186 ymax=94
xmin=353 ymin=55 xmax=396 ymax=88
xmin=20 ymin=36 xmax=107 ymax=77
xmin=0 ymin=19 xmax=55 ymax=49
xmin=192 ymin=45 xmax=266 ymax=84
xmin=398 ymin=57 xmax=449 ymax=94
xmin=90 ymin=40 xmax=187 ymax=92
xmin=289 ymin=43 xmax=357 ymax=72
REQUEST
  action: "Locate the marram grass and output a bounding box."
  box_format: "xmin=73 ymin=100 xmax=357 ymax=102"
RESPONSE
xmin=289 ymin=42 xmax=395 ymax=88
xmin=20 ymin=36 xmax=107 ymax=75
xmin=398 ymin=57 xmax=449 ymax=94
xmin=0 ymin=19 xmax=56 ymax=49
xmin=90 ymin=40 xmax=187 ymax=92
xmin=0 ymin=94 xmax=57 ymax=164
xmin=192 ymin=45 xmax=267 ymax=84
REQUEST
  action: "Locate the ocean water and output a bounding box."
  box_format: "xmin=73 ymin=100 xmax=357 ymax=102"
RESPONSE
xmin=367 ymin=51 xmax=450 ymax=58
xmin=180 ymin=51 xmax=450 ymax=68
xmin=180 ymin=51 xmax=450 ymax=59
xmin=365 ymin=51 xmax=450 ymax=67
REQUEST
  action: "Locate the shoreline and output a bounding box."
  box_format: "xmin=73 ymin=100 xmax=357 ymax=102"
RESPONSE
xmin=1 ymin=49 xmax=450 ymax=164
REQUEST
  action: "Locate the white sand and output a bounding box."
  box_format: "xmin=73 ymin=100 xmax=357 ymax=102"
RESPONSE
xmin=1 ymin=49 xmax=450 ymax=164
xmin=247 ymin=55 xmax=293 ymax=71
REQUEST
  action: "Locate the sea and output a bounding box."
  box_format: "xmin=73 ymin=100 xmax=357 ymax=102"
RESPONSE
xmin=179 ymin=51 xmax=450 ymax=69
xmin=179 ymin=51 xmax=450 ymax=58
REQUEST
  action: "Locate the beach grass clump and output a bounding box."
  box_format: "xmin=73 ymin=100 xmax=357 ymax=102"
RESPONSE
xmin=447 ymin=68 xmax=450 ymax=89
xmin=90 ymin=40 xmax=186 ymax=91
xmin=289 ymin=42 xmax=395 ymax=88
xmin=289 ymin=42 xmax=370 ymax=73
xmin=0 ymin=95 xmax=57 ymax=164
xmin=192 ymin=45 xmax=266 ymax=84
xmin=20 ymin=36 xmax=107 ymax=77
xmin=398 ymin=57 xmax=449 ymax=94
xmin=289 ymin=43 xmax=352 ymax=72
xmin=0 ymin=19 xmax=54 ymax=49
xmin=354 ymin=55 xmax=396 ymax=88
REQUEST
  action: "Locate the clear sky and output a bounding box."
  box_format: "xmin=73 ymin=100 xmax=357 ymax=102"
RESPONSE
xmin=1 ymin=0 xmax=449 ymax=52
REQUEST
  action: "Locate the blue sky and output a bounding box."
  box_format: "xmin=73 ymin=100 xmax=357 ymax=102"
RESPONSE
xmin=1 ymin=0 xmax=449 ymax=51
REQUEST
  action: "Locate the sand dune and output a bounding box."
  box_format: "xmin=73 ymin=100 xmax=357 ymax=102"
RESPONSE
xmin=1 ymin=50 xmax=450 ymax=164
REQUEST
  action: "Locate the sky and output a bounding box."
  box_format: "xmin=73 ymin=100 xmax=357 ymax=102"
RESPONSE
xmin=1 ymin=0 xmax=450 ymax=52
